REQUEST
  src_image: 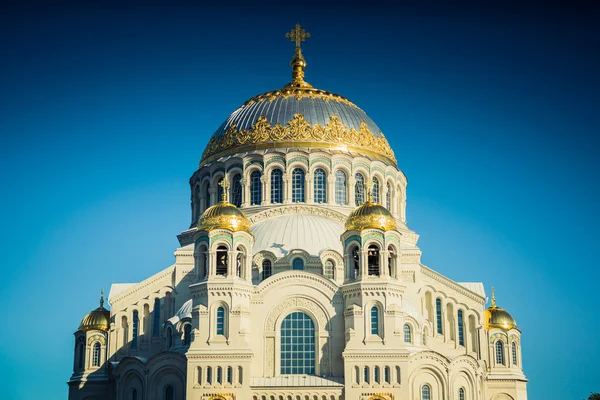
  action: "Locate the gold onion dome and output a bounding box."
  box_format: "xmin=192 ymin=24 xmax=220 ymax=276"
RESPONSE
xmin=485 ymin=288 xmax=518 ymax=331
xmin=79 ymin=290 xmax=111 ymax=332
xmin=197 ymin=179 xmax=251 ymax=233
xmin=200 ymin=24 xmax=396 ymax=167
xmin=345 ymin=184 xmax=397 ymax=232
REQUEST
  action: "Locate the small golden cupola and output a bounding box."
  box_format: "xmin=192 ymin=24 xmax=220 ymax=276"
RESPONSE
xmin=485 ymin=288 xmax=518 ymax=331
xmin=345 ymin=182 xmax=397 ymax=232
xmin=78 ymin=290 xmax=111 ymax=332
xmin=197 ymin=178 xmax=251 ymax=233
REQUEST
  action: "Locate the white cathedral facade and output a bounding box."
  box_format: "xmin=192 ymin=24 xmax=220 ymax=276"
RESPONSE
xmin=68 ymin=26 xmax=528 ymax=400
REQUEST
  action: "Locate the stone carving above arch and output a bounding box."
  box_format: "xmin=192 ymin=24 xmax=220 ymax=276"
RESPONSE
xmin=256 ymin=271 xmax=338 ymax=298
xmin=247 ymin=204 xmax=347 ymax=224
xmin=492 ymin=394 xmax=515 ymax=400
xmin=265 ymin=296 xmax=330 ymax=332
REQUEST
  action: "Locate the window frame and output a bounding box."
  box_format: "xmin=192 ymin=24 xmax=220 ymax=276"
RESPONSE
xmin=291 ymin=168 xmax=306 ymax=203
xmin=313 ymin=168 xmax=327 ymax=204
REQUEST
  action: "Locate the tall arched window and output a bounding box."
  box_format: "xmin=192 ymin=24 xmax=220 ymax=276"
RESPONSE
xmin=262 ymin=260 xmax=272 ymax=280
xmin=205 ymin=183 xmax=211 ymax=208
xmin=384 ymin=366 xmax=390 ymax=384
xmin=367 ymin=245 xmax=380 ymax=276
xmin=280 ymin=312 xmax=315 ymax=374
xmin=227 ymin=366 xmax=233 ymax=384
xmin=355 ymin=173 xmax=365 ymax=205
xmin=77 ymin=341 xmax=84 ymax=369
xmin=364 ymin=366 xmax=370 ymax=384
xmin=132 ymin=389 xmax=138 ymax=400
xmin=386 ymin=182 xmax=392 ymax=210
xmin=153 ymin=298 xmax=161 ymax=336
xmin=374 ymin=366 xmax=380 ymax=384
xmin=422 ymin=327 xmax=428 ymax=346
xmin=216 ymin=307 xmax=225 ymax=335
xmin=165 ymin=385 xmax=174 ymax=400
xmin=271 ymin=168 xmax=283 ymax=204
xmin=292 ymin=258 xmax=304 ymax=270
xmin=403 ymin=324 xmax=412 ymax=343
xmin=371 ymin=306 xmax=379 ymax=335
xmin=496 ymin=341 xmax=505 ymax=365
xmin=216 ymin=367 xmax=223 ymax=384
xmin=436 ymin=299 xmax=443 ymax=334
xmin=387 ymin=246 xmax=395 ymax=278
xmin=313 ymin=168 xmax=327 ymax=204
xmin=183 ymin=324 xmax=192 ymax=345
xmin=92 ymin=342 xmax=101 ymax=366
xmin=231 ymin=173 xmax=242 ymax=207
xmin=250 ymin=170 xmax=262 ymax=205
xmin=422 ymin=384 xmax=431 ymax=400
xmin=335 ymin=170 xmax=347 ymax=205
xmin=372 ymin=177 xmax=380 ymax=203
xmin=512 ymin=341 xmax=518 ymax=365
xmin=166 ymin=327 xmax=173 ymax=348
xmin=207 ymin=366 xmax=212 ymax=384
xmin=458 ymin=310 xmax=465 ymax=346
xmin=323 ymin=259 xmax=334 ymax=279
xmin=351 ymin=246 xmax=360 ymax=279
xmin=236 ymin=246 xmax=244 ymax=278
xmin=216 ymin=246 xmax=228 ymax=276
xmin=291 ymin=168 xmax=305 ymax=203
xmin=459 ymin=388 xmax=465 ymax=400
xmin=238 ymin=366 xmax=243 ymax=384
xmin=132 ymin=310 xmax=139 ymax=349
xmin=354 ymin=366 xmax=360 ymax=384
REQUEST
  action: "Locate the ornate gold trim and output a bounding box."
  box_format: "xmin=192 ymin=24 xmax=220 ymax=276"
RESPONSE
xmin=242 ymin=87 xmax=359 ymax=108
xmin=201 ymin=114 xmax=396 ymax=166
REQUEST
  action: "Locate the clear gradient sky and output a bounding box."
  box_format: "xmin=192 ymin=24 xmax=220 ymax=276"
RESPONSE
xmin=0 ymin=1 xmax=598 ymax=399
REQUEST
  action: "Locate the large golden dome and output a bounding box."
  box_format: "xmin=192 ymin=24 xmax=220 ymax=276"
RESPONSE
xmin=200 ymin=25 xmax=396 ymax=167
xmin=197 ymin=180 xmax=251 ymax=233
xmin=79 ymin=293 xmax=111 ymax=332
xmin=485 ymin=289 xmax=518 ymax=331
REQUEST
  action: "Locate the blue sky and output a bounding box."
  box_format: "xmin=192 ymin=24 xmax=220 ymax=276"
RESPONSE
xmin=0 ymin=1 xmax=598 ymax=399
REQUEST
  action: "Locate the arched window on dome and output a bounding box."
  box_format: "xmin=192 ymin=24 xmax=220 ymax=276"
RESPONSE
xmin=216 ymin=307 xmax=225 ymax=335
xmin=370 ymin=306 xmax=379 ymax=335
xmin=458 ymin=310 xmax=465 ymax=346
xmin=280 ymin=312 xmax=315 ymax=374
xmin=436 ymin=298 xmax=443 ymax=334
xmin=153 ymin=298 xmax=161 ymax=336
xmin=496 ymin=340 xmax=505 ymax=365
xmin=421 ymin=384 xmax=431 ymax=400
xmin=292 ymin=258 xmax=304 ymax=270
xmin=335 ymin=170 xmax=347 ymax=205
xmin=403 ymin=324 xmax=412 ymax=343
xmin=271 ymin=168 xmax=283 ymax=204
xmin=292 ymin=168 xmax=305 ymax=203
xmin=262 ymin=260 xmax=272 ymax=280
xmin=165 ymin=385 xmax=174 ymax=400
xmin=131 ymin=310 xmax=139 ymax=349
xmin=231 ymin=173 xmax=242 ymax=207
xmin=386 ymin=182 xmax=392 ymax=210
xmin=183 ymin=323 xmax=192 ymax=346
xmin=77 ymin=340 xmax=85 ymax=369
xmin=355 ymin=173 xmax=365 ymax=205
xmin=372 ymin=177 xmax=380 ymax=204
xmin=313 ymin=168 xmax=327 ymax=204
xmin=250 ymin=170 xmax=262 ymax=205
xmin=512 ymin=341 xmax=518 ymax=366
xmin=367 ymin=245 xmax=380 ymax=276
xmin=194 ymin=185 xmax=201 ymax=222
xmin=216 ymin=246 xmax=228 ymax=276
xmin=459 ymin=387 xmax=465 ymax=400
xmin=92 ymin=342 xmax=101 ymax=367
xmin=204 ymin=182 xmax=211 ymax=208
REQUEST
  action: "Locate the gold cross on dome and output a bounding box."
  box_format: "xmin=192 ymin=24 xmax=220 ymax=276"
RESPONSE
xmin=219 ymin=178 xmax=230 ymax=202
xmin=286 ymin=24 xmax=310 ymax=49
xmin=365 ymin=180 xmax=374 ymax=203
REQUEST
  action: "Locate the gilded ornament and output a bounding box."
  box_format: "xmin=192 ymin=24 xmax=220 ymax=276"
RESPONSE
xmin=79 ymin=290 xmax=111 ymax=332
xmin=485 ymin=288 xmax=518 ymax=331
xmin=197 ymin=178 xmax=252 ymax=234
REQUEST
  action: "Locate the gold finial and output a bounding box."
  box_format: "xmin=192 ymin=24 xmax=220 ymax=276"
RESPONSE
xmin=100 ymin=288 xmax=104 ymax=308
xmin=219 ymin=178 xmax=230 ymax=203
xmin=365 ymin=180 xmax=374 ymax=203
xmin=491 ymin=287 xmax=496 ymax=308
xmin=285 ymin=24 xmax=312 ymax=88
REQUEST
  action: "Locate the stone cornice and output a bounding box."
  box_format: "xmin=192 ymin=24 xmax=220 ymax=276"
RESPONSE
xmin=420 ymin=265 xmax=486 ymax=304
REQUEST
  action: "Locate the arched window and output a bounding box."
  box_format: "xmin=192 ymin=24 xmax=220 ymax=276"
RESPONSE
xmin=421 ymin=384 xmax=431 ymax=400
xmin=153 ymin=298 xmax=161 ymax=336
xmin=92 ymin=342 xmax=101 ymax=366
xmin=216 ymin=307 xmax=225 ymax=335
xmin=216 ymin=246 xmax=228 ymax=276
xmin=313 ymin=168 xmax=327 ymax=204
xmin=77 ymin=341 xmax=85 ymax=369
xmin=384 ymin=366 xmax=390 ymax=384
xmin=271 ymin=168 xmax=283 ymax=204
xmin=459 ymin=388 xmax=465 ymax=400
xmin=351 ymin=246 xmax=360 ymax=279
xmin=512 ymin=341 xmax=518 ymax=365
xmin=292 ymin=258 xmax=304 ymax=270
xmin=363 ymin=366 xmax=370 ymax=384
xmin=207 ymin=366 xmax=212 ymax=384
xmin=403 ymin=324 xmax=412 ymax=343
xmin=436 ymin=299 xmax=443 ymax=334
xmin=205 ymin=183 xmax=211 ymax=208
xmin=372 ymin=177 xmax=380 ymax=204
xmin=386 ymin=182 xmax=392 ymax=210
xmin=231 ymin=173 xmax=242 ymax=207
xmin=370 ymin=306 xmax=379 ymax=335
xmin=387 ymin=246 xmax=395 ymax=278
xmin=216 ymin=366 xmax=223 ymax=384
xmin=238 ymin=366 xmax=243 ymax=384
xmin=165 ymin=385 xmax=174 ymax=400
xmin=250 ymin=170 xmax=262 ymax=205
xmin=132 ymin=389 xmax=138 ymax=400
xmin=323 ymin=259 xmax=334 ymax=279
xmin=355 ymin=173 xmax=365 ymax=205
xmin=291 ymin=168 xmax=305 ymax=203
xmin=354 ymin=366 xmax=360 ymax=384
xmin=131 ymin=310 xmax=139 ymax=349
xmin=280 ymin=312 xmax=315 ymax=374
xmin=458 ymin=310 xmax=465 ymax=346
xmin=236 ymin=246 xmax=244 ymax=278
xmin=367 ymin=245 xmax=380 ymax=276
xmin=374 ymin=366 xmax=380 ymax=384
xmin=395 ymin=366 xmax=401 ymax=384
xmin=166 ymin=327 xmax=173 ymax=348
xmin=496 ymin=340 xmax=505 ymax=365
xmin=422 ymin=327 xmax=428 ymax=346
xmin=262 ymin=260 xmax=272 ymax=280
xmin=335 ymin=170 xmax=347 ymax=205
xmin=183 ymin=324 xmax=192 ymax=345
xmin=227 ymin=366 xmax=233 ymax=384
